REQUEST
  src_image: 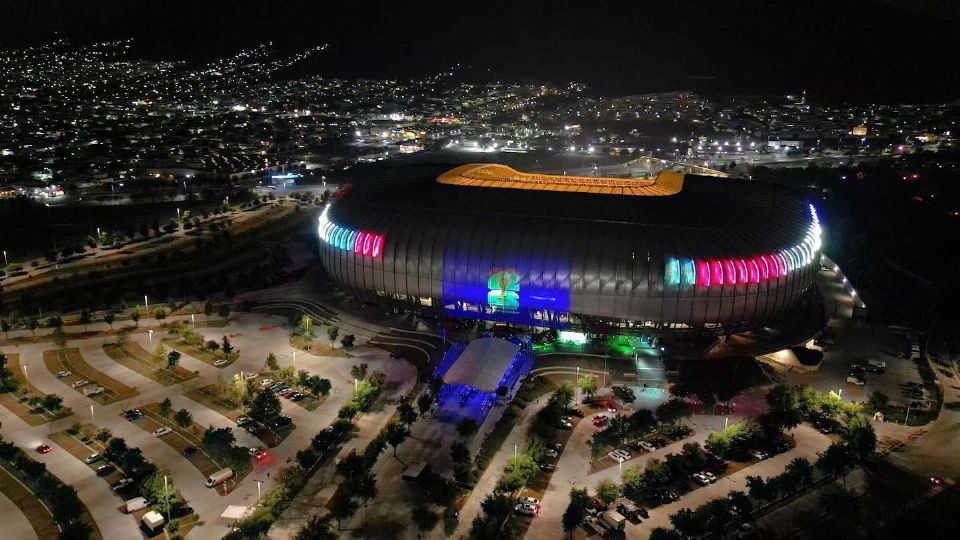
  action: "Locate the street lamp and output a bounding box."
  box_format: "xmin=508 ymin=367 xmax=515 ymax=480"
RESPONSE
xmin=149 ymin=329 xmax=154 ymax=343
xmin=191 ymin=314 xmax=195 ymax=327
xmin=255 ymin=480 xmax=263 ymax=504
xmin=724 ymin=417 xmax=729 ymax=430
xmin=90 ymin=404 xmax=95 ymax=423
xmin=837 ymin=388 xmax=843 ymax=400
xmin=514 ymin=444 xmax=518 ymax=459
xmin=163 ymin=475 xmax=170 ymax=525
xmin=618 ymin=456 xmax=624 ymax=473
xmin=21 ymin=364 xmax=27 ymax=380
xmin=176 ymin=208 xmax=181 ymax=220
xmin=3 ymin=250 xmax=7 ymax=266
xmin=292 ymin=350 xmax=297 ymax=371
xmin=144 ymin=295 xmax=149 ymax=312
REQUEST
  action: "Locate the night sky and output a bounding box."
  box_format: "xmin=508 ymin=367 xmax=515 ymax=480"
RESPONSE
xmin=5 ymin=0 xmax=960 ymax=102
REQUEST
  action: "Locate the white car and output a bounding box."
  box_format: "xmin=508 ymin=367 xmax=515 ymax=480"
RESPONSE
xmin=515 ymin=503 xmax=537 ymax=516
xmin=236 ymin=416 xmax=253 ymax=427
xmin=612 ymin=449 xmax=632 ymax=461
xmin=637 ymin=441 xmax=655 ymax=452
xmin=153 ymin=427 xmax=172 ymax=437
xmin=112 ymin=478 xmax=134 ymax=491
xmin=71 ymin=379 xmax=89 ymax=388
xmin=260 ymin=378 xmax=274 ymax=387
xmin=84 ymin=453 xmax=101 ymax=464
xmin=518 ymin=496 xmax=540 ymax=506
xmin=56 ymin=370 xmax=71 ymax=378
xmin=214 ymin=359 xmax=228 ymax=367
xmin=702 ymin=471 xmax=717 ymax=483
xmin=692 ymin=472 xmax=710 ymax=486
xmin=545 ymin=449 xmax=559 ymax=458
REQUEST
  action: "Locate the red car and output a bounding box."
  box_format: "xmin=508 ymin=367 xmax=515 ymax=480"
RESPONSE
xmin=252 ymin=448 xmax=268 ymax=460
xmin=592 ymin=415 xmax=608 ymax=427
xmin=930 ymin=476 xmax=945 ymax=486
xmin=36 ymin=444 xmax=52 ymax=454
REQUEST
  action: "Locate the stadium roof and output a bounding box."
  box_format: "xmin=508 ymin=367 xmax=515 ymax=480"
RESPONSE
xmin=442 ymin=337 xmax=520 ymax=393
xmin=437 ymin=163 xmax=684 ymax=196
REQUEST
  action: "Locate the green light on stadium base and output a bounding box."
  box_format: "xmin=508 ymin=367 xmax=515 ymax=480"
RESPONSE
xmin=558 ymin=331 xmax=588 ymax=345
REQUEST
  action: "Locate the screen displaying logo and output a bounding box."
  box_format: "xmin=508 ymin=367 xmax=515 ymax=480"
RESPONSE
xmin=442 ymin=253 xmax=571 ymax=326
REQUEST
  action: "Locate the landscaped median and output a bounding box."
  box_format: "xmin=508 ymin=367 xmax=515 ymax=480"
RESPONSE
xmin=129 ymin=402 xmax=252 ymax=491
xmin=163 ymin=322 xmax=240 ymax=368
xmin=43 ymin=348 xmax=138 ymax=404
xmin=0 ymin=352 xmax=73 ymax=425
xmin=0 ymin=438 xmax=103 ymax=540
xmin=102 ymin=336 xmax=197 ymax=385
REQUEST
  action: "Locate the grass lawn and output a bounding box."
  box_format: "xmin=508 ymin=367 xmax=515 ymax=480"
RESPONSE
xmin=43 ymin=348 xmax=138 ymax=405
xmin=102 ymin=342 xmax=197 ymax=386
xmin=290 ymin=334 xmax=346 ymax=357
xmin=0 ymin=353 xmax=73 ymax=425
xmin=0 ymin=464 xmax=65 ymax=539
xmin=162 ymin=338 xmax=238 ymax=368
xmin=184 ymin=383 xmax=244 ymax=422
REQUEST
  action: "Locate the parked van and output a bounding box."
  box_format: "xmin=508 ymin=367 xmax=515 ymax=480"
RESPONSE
xmin=125 ymin=496 xmax=148 ymax=513
xmin=83 ymin=385 xmax=105 ymax=397
xmin=599 ymin=510 xmax=626 ymax=531
xmin=205 ymin=467 xmax=234 ymax=487
xmin=867 ymin=359 xmax=886 ymax=372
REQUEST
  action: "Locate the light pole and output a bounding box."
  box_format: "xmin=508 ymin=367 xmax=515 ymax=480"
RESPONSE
xmin=149 ymin=329 xmax=154 ymax=343
xmin=2 ymin=250 xmax=7 ymax=266
xmin=21 ymin=364 xmax=27 ymax=380
xmin=90 ymin=404 xmax=95 ymax=423
xmin=292 ymin=350 xmax=297 ymax=371
xmin=514 ymin=444 xmax=518 ymax=459
xmin=724 ymin=416 xmax=729 ymax=430
xmin=191 ymin=314 xmax=195 ymax=327
xmin=837 ymin=388 xmax=843 ymax=400
xmin=255 ymin=480 xmax=263 ymax=504
xmin=144 ymin=295 xmax=149 ymax=312
xmin=618 ymin=456 xmax=624 ymax=473
xmin=176 ymin=208 xmax=181 ymax=220
xmin=163 ymin=475 xmax=170 ymax=525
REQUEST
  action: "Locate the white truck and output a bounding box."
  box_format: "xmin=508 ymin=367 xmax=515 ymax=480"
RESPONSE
xmin=140 ymin=510 xmax=165 ymax=536
xmin=124 ymin=496 xmax=148 ymax=513
xmin=205 ymin=467 xmax=234 ymax=487
xmin=599 ymin=510 xmax=626 ymax=531
xmin=83 ymin=385 xmax=105 ymax=397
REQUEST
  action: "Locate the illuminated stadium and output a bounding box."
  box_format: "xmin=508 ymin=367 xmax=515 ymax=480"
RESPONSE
xmin=316 ymin=164 xmax=822 ymax=342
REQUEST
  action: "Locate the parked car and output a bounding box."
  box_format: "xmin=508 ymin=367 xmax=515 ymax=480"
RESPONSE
xmin=592 ymin=415 xmax=608 ymax=427
xmin=558 ymin=419 xmax=573 ymax=429
xmin=692 ymin=472 xmax=711 ymax=486
xmin=539 ymin=462 xmax=556 ymax=472
xmin=611 ymin=449 xmax=632 ymax=461
xmin=71 ymin=379 xmax=89 ymax=388
xmin=153 ymin=427 xmax=172 ymax=437
xmin=36 ymin=443 xmax=52 ymax=454
xmin=566 ymin=408 xmax=585 ymax=418
xmin=182 ymin=446 xmax=198 ymax=457
xmin=702 ymin=471 xmax=717 ymax=483
xmin=251 ymin=448 xmax=268 ymax=460
xmin=547 ymin=442 xmax=563 ymax=452
xmin=635 ymin=441 xmax=656 ymax=452
xmin=85 ymin=453 xmax=101 ymax=464
xmin=515 ymin=503 xmax=536 ymax=516
xmin=846 ymin=375 xmax=866 ymax=386
xmin=96 ymin=463 xmax=116 ymax=476
xmin=651 ymin=438 xmax=668 ymax=449
xmin=545 ymin=449 xmax=559 ymax=459
xmin=749 ymin=449 xmax=769 ymax=460
xmin=290 ymin=392 xmax=306 ymax=401
xmin=236 ymin=416 xmax=253 ymax=427
xmin=270 ymin=416 xmax=292 ymax=429
xmin=56 ymin=370 xmax=71 ymax=378
xmin=518 ymin=496 xmax=540 ymax=506
xmin=124 ymin=409 xmax=142 ymax=421
xmin=112 ymin=478 xmax=135 ymax=491
xmin=214 ymin=359 xmax=228 ymax=367
xmin=259 ymin=379 xmax=274 ymax=388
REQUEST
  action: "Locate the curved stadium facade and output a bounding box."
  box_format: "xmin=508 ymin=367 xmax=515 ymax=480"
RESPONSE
xmin=317 ymin=164 xmax=822 ymax=339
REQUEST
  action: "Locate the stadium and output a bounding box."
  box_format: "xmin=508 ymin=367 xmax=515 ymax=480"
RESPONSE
xmin=316 ymin=163 xmax=822 ymax=343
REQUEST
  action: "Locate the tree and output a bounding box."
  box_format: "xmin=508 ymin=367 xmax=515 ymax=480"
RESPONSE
xmin=526 ymin=434 xmax=548 ymax=463
xmin=450 ymin=441 xmax=471 ymax=465
xmin=480 ymin=492 xmax=514 ymax=530
xmin=327 ymin=326 xmax=339 ymax=346
xmin=385 ymin=423 xmax=408 ymax=456
xmin=142 ymin=473 xmax=176 ymax=516
xmin=816 ymin=442 xmax=856 ymax=478
xmin=613 ymin=385 xmax=636 ymax=404
xmin=670 ymin=508 xmax=706 ymax=538
xmin=745 ymin=475 xmax=767 ymax=502
xmin=28 ymin=318 xmax=39 ymax=336
xmin=220 ymin=336 xmax=234 ymax=356
xmin=681 ymin=442 xmax=706 ymax=471
xmin=266 ymin=353 xmax=280 ymax=371
xmin=656 ymin=398 xmax=692 ymax=426
xmin=340 ymin=334 xmax=356 ymax=348
xmin=411 ymin=505 xmax=439 ymax=535
xmin=867 ymin=391 xmax=890 ymax=413
xmin=131 ymin=310 xmax=140 ymax=327
xmin=417 ymin=393 xmax=434 ymax=417
xmin=551 ymin=381 xmax=575 ymax=411
xmin=628 ymin=408 xmax=657 ymax=431
xmin=174 ymin=408 xmax=193 ymax=428
xmin=328 ymin=488 xmax=358 ymax=530
xmin=350 ymin=363 xmax=368 ymax=381
xmin=310 ymin=377 xmax=331 ymax=397
xmin=841 ymin=415 xmax=877 ymax=463
xmin=52 ymin=327 xmax=67 ymax=349
xmin=103 ymin=312 xmax=115 ymax=328
xmin=41 ymin=394 xmax=63 ymax=412
xmin=153 ymin=307 xmax=167 ymax=322
xmin=218 ymin=303 xmax=231 ymax=322
xmin=299 ymin=314 xmax=314 ymax=337
xmin=294 ymin=515 xmax=336 ymax=540
xmin=562 ymin=488 xmax=589 ymax=536
xmin=578 ymin=374 xmax=598 ymax=400
xmin=46 ymin=316 xmax=63 ymax=329
xmin=0 ymin=319 xmax=10 ymax=339
xmin=79 ymin=309 xmax=92 ymax=331
xmin=167 ymin=350 xmax=181 ymax=369
xmin=152 ymin=343 xmax=167 ymax=365
xmin=249 ymin=389 xmax=282 ymax=423
xmin=765 ymin=384 xmax=803 ymax=431
xmin=457 ymin=418 xmax=479 ymax=439
xmin=782 ymin=457 xmax=814 ymax=492
xmin=335 ymin=450 xmax=365 ymax=480
xmin=159 ymin=398 xmax=173 ymax=418
xmin=204 ymin=301 xmax=214 ymax=317
xmin=355 ymin=471 xmax=377 ymax=507
xmin=650 ymin=528 xmax=684 ymax=540
xmin=596 ymin=479 xmax=619 ymax=505
xmin=94 ymin=428 xmax=112 ymax=444
xmin=727 ymin=490 xmax=753 ymax=515
xmin=398 ymin=402 xmax=418 ymax=427
xmin=608 ymin=414 xmax=631 ymax=443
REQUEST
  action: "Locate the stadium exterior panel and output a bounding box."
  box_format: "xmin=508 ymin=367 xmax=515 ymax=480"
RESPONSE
xmin=317 ymin=164 xmax=821 ymax=338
